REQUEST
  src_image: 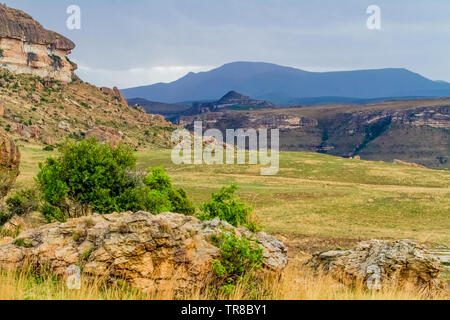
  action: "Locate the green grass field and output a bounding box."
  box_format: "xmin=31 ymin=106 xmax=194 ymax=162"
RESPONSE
xmin=15 ymin=145 xmax=450 ymax=246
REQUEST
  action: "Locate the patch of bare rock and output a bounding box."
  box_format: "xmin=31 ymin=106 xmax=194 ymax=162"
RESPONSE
xmin=0 ymin=211 xmax=288 ymax=293
xmin=307 ymin=239 xmax=445 ymax=291
xmin=0 ymin=132 xmax=20 ymax=199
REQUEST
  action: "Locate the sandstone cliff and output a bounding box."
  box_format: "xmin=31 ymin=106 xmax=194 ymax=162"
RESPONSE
xmin=180 ymin=99 xmax=450 ymax=169
xmin=0 ymin=4 xmax=76 ymax=82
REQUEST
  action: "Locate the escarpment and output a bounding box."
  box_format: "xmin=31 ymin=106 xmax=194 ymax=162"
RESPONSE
xmin=0 ymin=4 xmax=76 ymax=82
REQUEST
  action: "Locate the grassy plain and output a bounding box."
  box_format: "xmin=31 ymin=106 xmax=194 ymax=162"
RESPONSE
xmin=14 ymin=144 xmax=450 ymax=245
xmin=3 ymin=144 xmax=448 ymax=300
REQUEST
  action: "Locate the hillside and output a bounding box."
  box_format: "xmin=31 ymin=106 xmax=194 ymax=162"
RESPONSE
xmin=127 ymin=98 xmax=191 ymax=122
xmin=0 ymin=69 xmax=175 ymax=149
xmin=122 ymin=62 xmax=450 ymax=105
xmin=180 ymin=98 xmax=450 ymax=169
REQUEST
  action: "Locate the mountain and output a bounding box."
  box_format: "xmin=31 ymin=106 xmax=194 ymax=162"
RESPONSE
xmin=179 ymin=98 xmax=450 ymax=169
xmin=191 ymin=90 xmax=275 ymax=112
xmin=128 ymin=91 xmax=276 ymax=122
xmin=122 ymin=62 xmax=450 ymax=105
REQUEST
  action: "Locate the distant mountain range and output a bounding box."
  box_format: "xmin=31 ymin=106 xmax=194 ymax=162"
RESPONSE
xmin=122 ymin=62 xmax=450 ymax=106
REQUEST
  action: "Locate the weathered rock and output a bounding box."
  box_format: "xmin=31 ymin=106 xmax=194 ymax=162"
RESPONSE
xmin=100 ymin=86 xmax=128 ymax=106
xmin=0 ymin=4 xmax=76 ymax=82
xmin=0 ymin=212 xmax=288 ymax=293
xmin=307 ymin=240 xmax=444 ymax=290
xmin=10 ymin=123 xmax=40 ymax=139
xmin=86 ymin=126 xmax=122 ymax=147
xmin=58 ymin=121 xmax=71 ymax=132
xmin=1 ymin=215 xmax=26 ymax=235
xmin=0 ymin=132 xmax=20 ymax=199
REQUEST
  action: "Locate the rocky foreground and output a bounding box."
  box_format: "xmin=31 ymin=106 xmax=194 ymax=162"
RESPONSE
xmin=0 ymin=211 xmax=288 ymax=293
xmin=307 ymin=239 xmax=445 ymax=291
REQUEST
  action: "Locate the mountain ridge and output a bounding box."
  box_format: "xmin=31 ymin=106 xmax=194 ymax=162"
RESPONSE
xmin=122 ymin=62 xmax=450 ymax=105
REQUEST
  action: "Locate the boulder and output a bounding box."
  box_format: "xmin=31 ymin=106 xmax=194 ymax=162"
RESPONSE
xmin=100 ymin=86 xmax=128 ymax=106
xmin=0 ymin=212 xmax=288 ymax=293
xmin=307 ymin=240 xmax=444 ymax=290
xmin=86 ymin=126 xmax=122 ymax=147
xmin=58 ymin=121 xmax=71 ymax=132
xmin=0 ymin=132 xmax=20 ymax=199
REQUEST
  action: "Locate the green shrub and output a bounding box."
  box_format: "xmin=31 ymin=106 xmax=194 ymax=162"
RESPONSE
xmin=0 ymin=210 xmax=11 ymax=226
xmin=37 ymin=139 xmax=194 ymax=217
xmin=43 ymin=145 xmax=54 ymax=151
xmin=6 ymin=189 xmax=40 ymax=216
xmin=211 ymin=233 xmax=263 ymax=294
xmin=0 ymin=48 xmax=3 ymax=58
xmin=13 ymin=238 xmax=33 ymax=248
xmin=144 ymin=167 xmax=195 ymax=215
xmin=199 ymin=184 xmax=252 ymax=227
xmin=41 ymin=204 xmax=66 ymax=223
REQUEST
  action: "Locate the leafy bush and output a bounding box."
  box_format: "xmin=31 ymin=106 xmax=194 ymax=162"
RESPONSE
xmin=41 ymin=204 xmax=66 ymax=223
xmin=144 ymin=167 xmax=195 ymax=215
xmin=13 ymin=238 xmax=33 ymax=248
xmin=211 ymin=233 xmax=263 ymax=294
xmin=6 ymin=189 xmax=40 ymax=216
xmin=37 ymin=139 xmax=194 ymax=218
xmin=199 ymin=184 xmax=252 ymax=227
xmin=0 ymin=210 xmax=11 ymax=226
xmin=0 ymin=48 xmax=3 ymax=58
xmin=43 ymin=145 xmax=54 ymax=152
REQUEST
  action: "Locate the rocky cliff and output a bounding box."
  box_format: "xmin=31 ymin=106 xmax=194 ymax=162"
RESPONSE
xmin=0 ymin=4 xmax=76 ymax=82
xmin=180 ymin=99 xmax=450 ymax=169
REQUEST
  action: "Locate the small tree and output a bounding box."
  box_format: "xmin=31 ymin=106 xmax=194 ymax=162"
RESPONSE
xmin=37 ymin=138 xmax=194 ymax=221
xmin=199 ymin=184 xmax=252 ymax=227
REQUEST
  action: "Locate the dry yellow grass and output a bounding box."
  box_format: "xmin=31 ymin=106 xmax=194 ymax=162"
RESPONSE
xmin=0 ymin=259 xmax=447 ymax=301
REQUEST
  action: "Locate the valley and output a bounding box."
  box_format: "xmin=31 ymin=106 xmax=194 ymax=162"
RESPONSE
xmin=179 ymin=99 xmax=450 ymax=169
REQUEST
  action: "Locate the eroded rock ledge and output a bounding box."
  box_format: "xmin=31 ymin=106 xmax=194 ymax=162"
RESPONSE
xmin=0 ymin=4 xmax=76 ymax=82
xmin=307 ymin=239 xmax=444 ymax=291
xmin=0 ymin=132 xmax=20 ymax=199
xmin=0 ymin=211 xmax=288 ymax=293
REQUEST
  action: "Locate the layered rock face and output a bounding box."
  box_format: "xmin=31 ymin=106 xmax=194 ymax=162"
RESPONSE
xmin=0 ymin=4 xmax=76 ymax=82
xmin=0 ymin=212 xmax=288 ymax=293
xmin=0 ymin=132 xmax=20 ymax=199
xmin=307 ymin=240 xmax=444 ymax=290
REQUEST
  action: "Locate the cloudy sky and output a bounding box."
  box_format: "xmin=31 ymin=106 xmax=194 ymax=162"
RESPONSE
xmin=5 ymin=0 xmax=450 ymax=88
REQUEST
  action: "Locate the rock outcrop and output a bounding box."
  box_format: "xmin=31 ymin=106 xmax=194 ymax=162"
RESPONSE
xmin=86 ymin=126 xmax=123 ymax=147
xmin=0 ymin=132 xmax=20 ymax=199
xmin=100 ymin=87 xmax=128 ymax=106
xmin=307 ymin=240 xmax=444 ymax=290
xmin=0 ymin=212 xmax=288 ymax=293
xmin=0 ymin=4 xmax=76 ymax=82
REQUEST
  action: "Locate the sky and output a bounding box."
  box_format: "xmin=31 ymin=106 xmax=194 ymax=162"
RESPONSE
xmin=4 ymin=0 xmax=450 ymax=88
